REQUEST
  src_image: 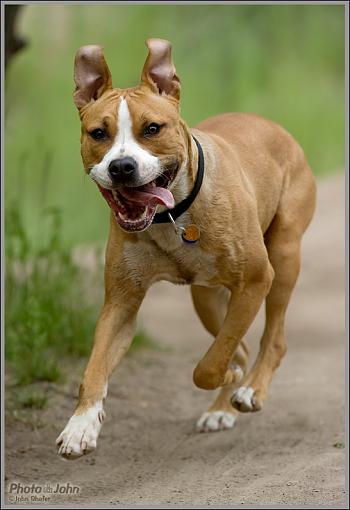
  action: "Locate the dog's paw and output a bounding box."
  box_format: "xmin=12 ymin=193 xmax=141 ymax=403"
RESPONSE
xmin=56 ymin=403 xmax=105 ymax=460
xmin=230 ymin=386 xmax=262 ymax=412
xmin=231 ymin=363 xmax=244 ymax=384
xmin=196 ymin=410 xmax=236 ymax=433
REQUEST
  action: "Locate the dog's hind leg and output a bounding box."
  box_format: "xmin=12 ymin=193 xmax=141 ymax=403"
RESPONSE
xmin=231 ymin=162 xmax=316 ymax=412
xmin=191 ymin=284 xmax=249 ymax=432
xmin=231 ymin=224 xmax=301 ymax=412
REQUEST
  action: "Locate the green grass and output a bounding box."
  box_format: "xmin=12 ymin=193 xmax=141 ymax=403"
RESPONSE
xmin=15 ymin=388 xmax=48 ymax=410
xmin=5 ymin=194 xmax=155 ymax=406
xmin=5 ymin=200 xmax=99 ymax=386
xmin=5 ymin=4 xmax=345 ymax=248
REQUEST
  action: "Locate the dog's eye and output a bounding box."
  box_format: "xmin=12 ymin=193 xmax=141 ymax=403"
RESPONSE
xmin=90 ymin=128 xmax=107 ymax=140
xmin=144 ymin=123 xmax=161 ymax=137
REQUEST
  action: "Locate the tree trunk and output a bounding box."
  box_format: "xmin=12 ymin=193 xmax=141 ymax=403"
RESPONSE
xmin=5 ymin=5 xmax=27 ymax=71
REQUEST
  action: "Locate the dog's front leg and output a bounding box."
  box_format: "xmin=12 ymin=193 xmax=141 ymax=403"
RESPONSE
xmin=56 ymin=273 xmax=145 ymax=460
xmin=193 ymin=259 xmax=274 ymax=392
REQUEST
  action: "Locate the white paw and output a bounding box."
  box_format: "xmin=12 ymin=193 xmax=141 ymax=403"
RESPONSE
xmin=231 ymin=363 xmax=244 ymax=383
xmin=231 ymin=386 xmax=260 ymax=412
xmin=56 ymin=402 xmax=105 ymax=460
xmin=196 ymin=411 xmax=236 ymax=433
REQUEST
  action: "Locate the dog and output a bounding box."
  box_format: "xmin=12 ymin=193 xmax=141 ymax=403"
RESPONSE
xmin=56 ymin=39 xmax=316 ymax=459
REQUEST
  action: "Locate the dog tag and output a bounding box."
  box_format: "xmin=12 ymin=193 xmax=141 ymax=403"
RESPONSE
xmin=167 ymin=213 xmax=200 ymax=244
xmin=182 ymin=224 xmax=201 ymax=244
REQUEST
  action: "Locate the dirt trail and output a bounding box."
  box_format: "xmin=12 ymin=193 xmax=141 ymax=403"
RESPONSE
xmin=5 ymin=173 xmax=346 ymax=506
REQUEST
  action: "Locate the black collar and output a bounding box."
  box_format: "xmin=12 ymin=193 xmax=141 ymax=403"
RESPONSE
xmin=152 ymin=136 xmax=204 ymax=224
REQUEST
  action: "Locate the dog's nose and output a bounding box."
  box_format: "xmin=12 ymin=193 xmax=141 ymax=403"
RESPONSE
xmin=108 ymin=157 xmax=137 ymax=182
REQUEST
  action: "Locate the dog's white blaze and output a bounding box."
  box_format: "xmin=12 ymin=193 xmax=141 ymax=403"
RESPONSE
xmin=116 ymin=97 xmax=135 ymax=150
xmin=56 ymin=400 xmax=105 ymax=458
xmin=90 ymin=97 xmax=160 ymax=189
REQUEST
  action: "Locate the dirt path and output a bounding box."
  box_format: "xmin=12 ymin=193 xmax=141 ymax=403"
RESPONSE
xmin=5 ymin=173 xmax=346 ymax=507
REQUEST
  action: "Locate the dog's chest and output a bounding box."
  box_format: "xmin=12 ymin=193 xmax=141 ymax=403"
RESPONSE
xmin=123 ymin=226 xmax=217 ymax=287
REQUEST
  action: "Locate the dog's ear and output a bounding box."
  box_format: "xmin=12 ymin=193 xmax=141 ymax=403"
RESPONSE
xmin=140 ymin=39 xmax=180 ymax=100
xmin=73 ymin=45 xmax=112 ymax=109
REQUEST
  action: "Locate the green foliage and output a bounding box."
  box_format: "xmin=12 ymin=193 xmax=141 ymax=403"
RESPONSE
xmin=5 ymin=188 xmax=156 ymax=389
xmin=5 ymin=201 xmax=98 ymax=385
xmin=5 ymin=4 xmax=344 ymax=248
xmin=15 ymin=388 xmax=48 ymax=410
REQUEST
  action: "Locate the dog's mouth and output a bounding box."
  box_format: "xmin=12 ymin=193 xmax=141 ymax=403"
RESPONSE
xmin=97 ymin=166 xmax=177 ymax=232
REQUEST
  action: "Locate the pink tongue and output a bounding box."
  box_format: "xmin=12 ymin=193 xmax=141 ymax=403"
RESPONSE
xmin=119 ymin=184 xmax=175 ymax=209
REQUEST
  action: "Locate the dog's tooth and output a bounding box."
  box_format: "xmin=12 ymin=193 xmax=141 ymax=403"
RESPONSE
xmin=119 ymin=212 xmax=128 ymax=221
xmin=119 ymin=214 xmax=133 ymax=223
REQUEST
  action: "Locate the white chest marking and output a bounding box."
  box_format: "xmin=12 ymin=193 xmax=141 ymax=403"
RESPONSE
xmin=123 ymin=239 xmax=218 ymax=287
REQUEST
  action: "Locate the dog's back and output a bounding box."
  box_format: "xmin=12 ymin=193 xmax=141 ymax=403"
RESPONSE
xmin=194 ymin=112 xmax=316 ymax=234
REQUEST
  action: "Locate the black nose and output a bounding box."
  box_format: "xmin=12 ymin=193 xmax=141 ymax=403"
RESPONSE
xmin=108 ymin=157 xmax=137 ymax=183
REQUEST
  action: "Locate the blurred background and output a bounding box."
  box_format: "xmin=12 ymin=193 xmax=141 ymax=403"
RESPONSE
xmin=5 ymin=4 xmax=345 ymax=401
xmin=6 ymin=3 xmax=344 ymax=247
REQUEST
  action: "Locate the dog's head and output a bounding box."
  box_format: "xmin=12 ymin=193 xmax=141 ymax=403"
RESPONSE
xmin=74 ymin=39 xmax=187 ymax=233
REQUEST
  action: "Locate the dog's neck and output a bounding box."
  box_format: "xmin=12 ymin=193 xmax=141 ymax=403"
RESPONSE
xmin=166 ymin=118 xmax=199 ymax=205
xmin=138 ymin=120 xmax=203 ymax=250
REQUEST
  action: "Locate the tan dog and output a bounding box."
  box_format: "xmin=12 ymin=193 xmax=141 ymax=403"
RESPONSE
xmin=56 ymin=39 xmax=316 ymax=459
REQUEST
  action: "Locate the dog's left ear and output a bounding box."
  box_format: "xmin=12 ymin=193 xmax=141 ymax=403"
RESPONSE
xmin=73 ymin=45 xmax=112 ymax=109
xmin=140 ymin=39 xmax=180 ymax=100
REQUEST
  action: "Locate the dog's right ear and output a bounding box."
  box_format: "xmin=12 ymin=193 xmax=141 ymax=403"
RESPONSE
xmin=73 ymin=45 xmax=112 ymax=109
